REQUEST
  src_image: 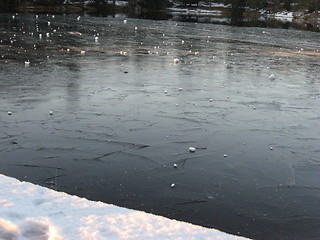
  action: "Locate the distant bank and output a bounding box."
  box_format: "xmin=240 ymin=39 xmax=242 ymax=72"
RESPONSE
xmin=1 ymin=0 xmax=319 ymax=31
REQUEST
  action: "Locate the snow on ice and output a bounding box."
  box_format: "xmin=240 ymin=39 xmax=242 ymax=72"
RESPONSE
xmin=0 ymin=174 xmax=249 ymax=240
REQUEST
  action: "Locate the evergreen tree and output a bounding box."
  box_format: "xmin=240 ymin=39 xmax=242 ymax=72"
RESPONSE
xmin=136 ymin=0 xmax=171 ymax=10
xmin=246 ymin=0 xmax=268 ymax=9
xmin=33 ymin=0 xmax=64 ymax=5
xmin=283 ymin=0 xmax=291 ymax=10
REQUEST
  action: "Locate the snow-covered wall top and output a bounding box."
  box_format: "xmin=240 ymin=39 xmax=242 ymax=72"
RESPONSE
xmin=0 ymin=174 xmax=249 ymax=240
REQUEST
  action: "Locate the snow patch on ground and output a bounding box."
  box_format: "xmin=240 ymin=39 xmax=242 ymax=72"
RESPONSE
xmin=182 ymin=1 xmax=228 ymax=8
xmin=169 ymin=8 xmax=222 ymax=16
xmin=258 ymin=9 xmax=295 ymax=22
xmin=0 ymin=174 xmax=249 ymax=240
xmin=169 ymin=0 xmax=228 ymax=16
xmin=274 ymin=11 xmax=294 ymax=22
xmin=66 ymin=0 xmax=128 ymax=6
xmin=107 ymin=0 xmax=128 ymax=7
xmin=199 ymin=2 xmax=227 ymax=8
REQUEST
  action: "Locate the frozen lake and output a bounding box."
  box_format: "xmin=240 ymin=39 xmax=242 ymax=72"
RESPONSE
xmin=0 ymin=13 xmax=319 ymax=239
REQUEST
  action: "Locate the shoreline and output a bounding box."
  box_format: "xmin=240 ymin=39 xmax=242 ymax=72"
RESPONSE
xmin=13 ymin=2 xmax=319 ymax=32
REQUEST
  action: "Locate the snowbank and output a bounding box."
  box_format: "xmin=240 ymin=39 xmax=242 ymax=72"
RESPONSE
xmin=179 ymin=2 xmax=227 ymax=8
xmin=169 ymin=7 xmax=222 ymax=16
xmin=107 ymin=0 xmax=128 ymax=7
xmin=66 ymin=0 xmax=128 ymax=7
xmin=0 ymin=174 xmax=249 ymax=240
xmin=274 ymin=11 xmax=294 ymax=22
xmin=257 ymin=10 xmax=295 ymax=22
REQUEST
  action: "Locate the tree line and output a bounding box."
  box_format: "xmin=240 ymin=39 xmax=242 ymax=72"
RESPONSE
xmin=0 ymin=0 xmax=319 ymax=12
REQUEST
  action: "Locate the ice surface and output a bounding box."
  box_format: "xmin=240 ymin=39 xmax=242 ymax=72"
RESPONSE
xmin=0 ymin=13 xmax=319 ymax=240
xmin=0 ymin=174 xmax=248 ymax=240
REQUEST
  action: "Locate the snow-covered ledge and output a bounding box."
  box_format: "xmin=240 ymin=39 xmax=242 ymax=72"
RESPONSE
xmin=0 ymin=174 xmax=249 ymax=240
